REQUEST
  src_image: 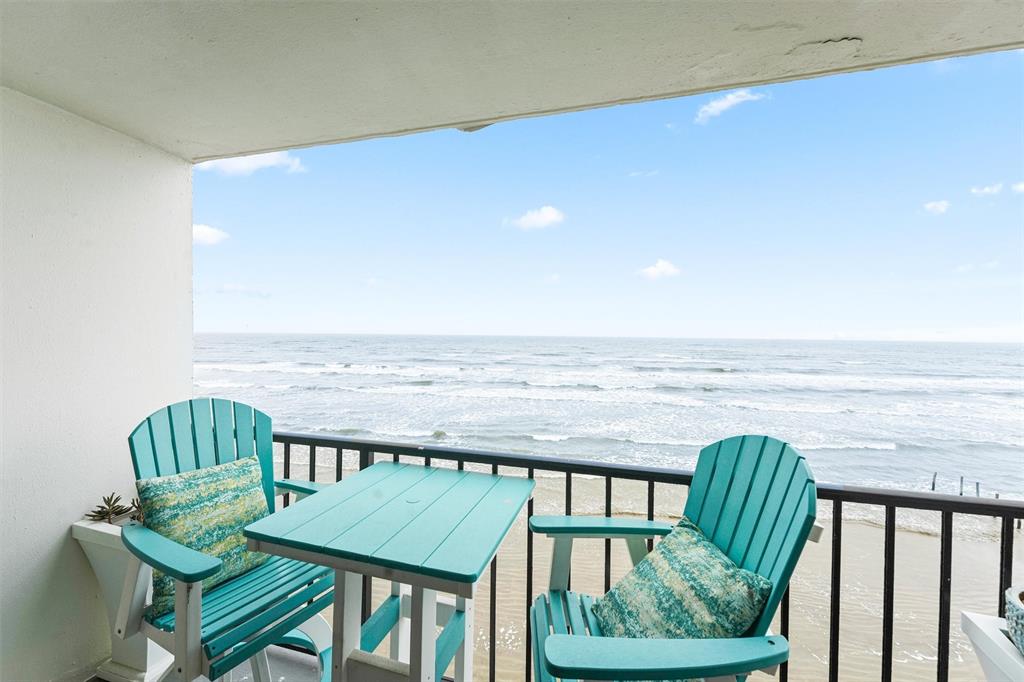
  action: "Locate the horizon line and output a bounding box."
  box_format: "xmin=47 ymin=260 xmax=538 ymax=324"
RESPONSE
xmin=192 ymin=331 xmax=1024 ymax=344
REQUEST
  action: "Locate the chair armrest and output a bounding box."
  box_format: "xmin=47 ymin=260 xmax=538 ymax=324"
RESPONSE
xmin=274 ymin=478 xmax=330 ymax=497
xmin=121 ymin=522 xmax=222 ymax=583
xmin=530 ymin=515 xmax=673 ymax=538
xmin=544 ymin=634 xmax=789 ymax=680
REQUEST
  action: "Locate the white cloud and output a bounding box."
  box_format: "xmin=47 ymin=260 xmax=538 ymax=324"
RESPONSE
xmin=510 ymin=205 xmax=565 ymax=230
xmin=193 ymin=223 xmax=229 ymax=245
xmin=970 ymin=182 xmax=1003 ymax=196
xmin=639 ymin=259 xmax=680 ymax=280
xmin=195 ymin=151 xmax=306 ymax=176
xmin=923 ymin=200 xmax=950 ymax=215
xmin=694 ymin=89 xmax=765 ymax=124
xmin=1011 ymin=181 xmax=1024 ymax=193
xmin=544 ymin=273 xmax=561 ymax=284
xmin=216 ymin=283 xmax=270 ymax=299
xmin=954 ymin=260 xmax=999 ymax=274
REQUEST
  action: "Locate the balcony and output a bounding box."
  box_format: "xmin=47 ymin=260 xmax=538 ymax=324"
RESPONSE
xmin=259 ymin=431 xmax=1024 ymax=682
xmin=5 ymin=4 xmax=1024 ymax=681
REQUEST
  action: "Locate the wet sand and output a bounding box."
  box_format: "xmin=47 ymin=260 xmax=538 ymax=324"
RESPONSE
xmin=280 ymin=458 xmax=1023 ymax=681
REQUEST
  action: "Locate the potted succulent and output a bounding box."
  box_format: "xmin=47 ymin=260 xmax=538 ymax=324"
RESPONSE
xmin=84 ymin=493 xmax=142 ymax=525
xmin=72 ymin=493 xmax=170 ymax=680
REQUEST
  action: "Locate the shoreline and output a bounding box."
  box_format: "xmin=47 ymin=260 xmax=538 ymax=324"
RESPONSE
xmin=281 ymin=459 xmax=1023 ymax=681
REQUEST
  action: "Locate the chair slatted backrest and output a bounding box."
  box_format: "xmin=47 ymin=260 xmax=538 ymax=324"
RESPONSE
xmin=128 ymin=398 xmax=277 ymax=511
xmin=683 ymin=435 xmax=816 ymax=636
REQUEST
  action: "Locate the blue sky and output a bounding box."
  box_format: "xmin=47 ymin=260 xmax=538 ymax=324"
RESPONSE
xmin=194 ymin=50 xmax=1023 ymax=341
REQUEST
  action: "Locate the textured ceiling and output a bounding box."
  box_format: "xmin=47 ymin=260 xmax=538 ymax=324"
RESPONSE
xmin=2 ymin=1 xmax=1021 ymax=161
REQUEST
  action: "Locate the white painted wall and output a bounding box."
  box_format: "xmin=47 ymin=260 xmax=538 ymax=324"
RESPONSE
xmin=0 ymin=87 xmax=193 ymax=681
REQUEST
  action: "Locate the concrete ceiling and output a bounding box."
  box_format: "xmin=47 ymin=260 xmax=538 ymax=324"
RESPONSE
xmin=2 ymin=1 xmax=1021 ymax=162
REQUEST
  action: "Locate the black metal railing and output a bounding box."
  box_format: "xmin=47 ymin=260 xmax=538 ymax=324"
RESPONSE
xmin=273 ymin=431 xmax=1023 ymax=682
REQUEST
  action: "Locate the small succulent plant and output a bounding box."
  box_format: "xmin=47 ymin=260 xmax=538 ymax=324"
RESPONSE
xmin=86 ymin=493 xmax=132 ymax=523
xmin=129 ymin=497 xmax=145 ymax=524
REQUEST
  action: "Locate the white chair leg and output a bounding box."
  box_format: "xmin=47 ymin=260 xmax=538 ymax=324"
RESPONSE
xmin=172 ymin=580 xmax=203 ymax=682
xmin=248 ymin=650 xmax=271 ymax=682
xmin=548 ymin=537 xmax=573 ymax=591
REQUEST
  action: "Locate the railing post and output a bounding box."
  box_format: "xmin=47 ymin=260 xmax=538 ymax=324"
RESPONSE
xmin=999 ymin=515 xmax=1015 ymax=617
xmin=359 ymin=448 xmax=373 ymax=623
xmin=780 ymin=588 xmax=790 ymax=682
xmin=937 ymin=511 xmax=953 ymax=682
xmin=647 ymin=480 xmax=655 ymax=552
xmin=828 ymin=500 xmax=842 ymax=682
xmin=565 ymin=471 xmax=572 ymax=591
xmin=882 ymin=505 xmax=896 ymax=682
xmin=525 ymin=467 xmax=534 ymax=682
xmin=489 ymin=463 xmax=498 ymax=682
xmin=604 ymin=477 xmax=612 ymax=593
xmin=282 ymin=442 xmax=291 ymax=507
xmin=335 ymin=446 xmax=343 ymax=482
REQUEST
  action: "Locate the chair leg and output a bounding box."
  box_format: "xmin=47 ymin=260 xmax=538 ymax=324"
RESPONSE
xmin=172 ymin=580 xmax=203 ymax=682
xmin=249 ymin=650 xmax=271 ymax=682
xmin=548 ymin=537 xmax=573 ymax=591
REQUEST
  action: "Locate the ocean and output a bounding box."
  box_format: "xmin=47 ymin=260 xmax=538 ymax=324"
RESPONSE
xmin=193 ymin=334 xmax=1023 ymax=500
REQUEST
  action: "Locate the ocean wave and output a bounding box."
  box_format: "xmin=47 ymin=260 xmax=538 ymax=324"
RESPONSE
xmin=634 ymin=365 xmax=737 ymax=373
xmin=797 ymin=440 xmax=898 ymax=451
xmin=194 ymin=380 xmax=258 ymax=389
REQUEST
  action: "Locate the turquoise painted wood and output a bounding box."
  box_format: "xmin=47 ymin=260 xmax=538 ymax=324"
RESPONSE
xmin=530 ymin=435 xmax=816 ymax=680
xmin=529 ymin=516 xmax=673 ymax=537
xmin=122 ymin=522 xmax=222 ymax=582
xmin=144 ymin=556 xmax=332 ymax=652
xmin=434 ymin=609 xmax=466 ymax=680
xmin=127 ymin=399 xmax=335 ymax=680
xmin=129 ymin=398 xmax=276 ymax=509
xmin=532 ymin=590 xmax=788 ymax=680
xmin=275 ymin=479 xmax=329 ymax=496
xmin=683 ymin=435 xmax=815 ymax=637
xmin=245 ymin=462 xmax=535 ymax=584
xmin=544 ymin=632 xmax=789 ymax=680
xmin=360 ymin=594 xmax=402 ymax=653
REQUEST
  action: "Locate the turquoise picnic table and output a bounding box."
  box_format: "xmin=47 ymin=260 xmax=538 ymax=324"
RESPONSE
xmin=245 ymin=461 xmax=534 ymax=682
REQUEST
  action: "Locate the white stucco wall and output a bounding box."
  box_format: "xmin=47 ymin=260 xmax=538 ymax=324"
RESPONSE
xmin=0 ymin=87 xmax=193 ymax=681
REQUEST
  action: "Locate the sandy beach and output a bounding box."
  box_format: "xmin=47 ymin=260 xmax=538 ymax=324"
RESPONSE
xmin=278 ymin=456 xmax=1023 ymax=681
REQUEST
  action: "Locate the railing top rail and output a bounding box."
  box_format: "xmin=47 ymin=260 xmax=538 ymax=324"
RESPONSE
xmin=273 ymin=430 xmax=1024 ymax=518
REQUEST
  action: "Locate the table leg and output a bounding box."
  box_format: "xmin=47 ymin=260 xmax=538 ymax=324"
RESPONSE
xmin=409 ymin=586 xmax=438 ymax=682
xmin=389 ymin=581 xmax=410 ymax=663
xmin=454 ymin=595 xmax=474 ymax=682
xmin=332 ymin=570 xmax=363 ymax=682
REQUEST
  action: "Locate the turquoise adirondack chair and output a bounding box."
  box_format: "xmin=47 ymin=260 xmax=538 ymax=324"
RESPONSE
xmin=118 ymin=398 xmax=333 ymax=682
xmin=530 ymin=435 xmax=818 ymax=681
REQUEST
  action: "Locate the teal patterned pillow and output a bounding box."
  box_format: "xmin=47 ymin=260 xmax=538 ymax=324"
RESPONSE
xmin=592 ymin=517 xmax=772 ymax=640
xmin=136 ymin=456 xmax=270 ymax=619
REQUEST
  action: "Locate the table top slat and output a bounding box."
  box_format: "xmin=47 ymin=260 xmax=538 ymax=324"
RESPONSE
xmin=371 ymin=472 xmax=502 ymax=569
xmin=248 ymin=462 xmax=405 ymax=542
xmin=325 ymin=467 xmax=469 ymax=557
xmin=420 ymin=476 xmax=534 ymax=579
xmin=245 ymin=462 xmax=534 ymax=584
xmin=281 ymin=465 xmax=436 ymax=547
